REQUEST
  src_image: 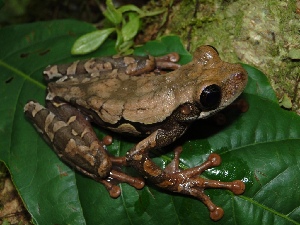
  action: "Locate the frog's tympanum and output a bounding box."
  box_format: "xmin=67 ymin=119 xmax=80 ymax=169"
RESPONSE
xmin=24 ymin=45 xmax=247 ymax=221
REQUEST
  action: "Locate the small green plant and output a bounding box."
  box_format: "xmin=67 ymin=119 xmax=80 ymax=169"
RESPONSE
xmin=71 ymin=0 xmax=165 ymax=55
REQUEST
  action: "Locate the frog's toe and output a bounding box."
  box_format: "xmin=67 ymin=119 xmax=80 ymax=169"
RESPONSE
xmin=110 ymin=169 xmax=145 ymax=190
xmin=207 ymin=153 xmax=221 ymax=167
xmin=210 ymin=207 xmax=224 ymax=221
xmin=230 ymin=180 xmax=245 ymax=194
xmin=100 ymin=179 xmax=121 ymax=198
xmin=187 ymin=184 xmax=225 ymax=221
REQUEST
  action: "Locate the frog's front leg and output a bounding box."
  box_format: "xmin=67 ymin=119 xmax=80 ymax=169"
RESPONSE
xmin=24 ymin=100 xmax=144 ymax=198
xmin=126 ymin=129 xmax=245 ymax=221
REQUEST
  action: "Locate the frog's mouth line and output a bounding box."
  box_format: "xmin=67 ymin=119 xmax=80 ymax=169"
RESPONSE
xmin=198 ymin=104 xmax=227 ymax=119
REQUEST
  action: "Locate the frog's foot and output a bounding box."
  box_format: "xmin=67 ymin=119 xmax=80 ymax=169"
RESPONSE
xmin=97 ymin=168 xmax=145 ymax=198
xmin=98 ymin=135 xmax=145 ymax=197
xmin=24 ymin=101 xmax=144 ymax=198
xmin=127 ymin=140 xmax=244 ymax=221
xmin=100 ymin=154 xmax=145 ymax=198
xmin=165 ymin=147 xmax=245 ymax=221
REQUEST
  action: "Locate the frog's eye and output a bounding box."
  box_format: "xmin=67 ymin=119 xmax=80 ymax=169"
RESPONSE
xmin=200 ymin=84 xmax=221 ymax=110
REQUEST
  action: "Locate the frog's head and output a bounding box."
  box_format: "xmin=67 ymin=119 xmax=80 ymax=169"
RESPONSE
xmin=191 ymin=45 xmax=248 ymax=119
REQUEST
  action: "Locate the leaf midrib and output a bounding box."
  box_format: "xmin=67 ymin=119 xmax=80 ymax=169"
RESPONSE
xmin=0 ymin=60 xmax=46 ymax=89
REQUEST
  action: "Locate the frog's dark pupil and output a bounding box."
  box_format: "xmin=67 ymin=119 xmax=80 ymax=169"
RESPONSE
xmin=200 ymin=84 xmax=221 ymax=110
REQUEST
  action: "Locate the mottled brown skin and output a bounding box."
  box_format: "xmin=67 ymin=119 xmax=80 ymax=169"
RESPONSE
xmin=24 ymin=46 xmax=247 ymax=221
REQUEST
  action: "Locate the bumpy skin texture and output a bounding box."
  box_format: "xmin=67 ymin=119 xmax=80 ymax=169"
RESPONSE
xmin=24 ymin=46 xmax=247 ymax=221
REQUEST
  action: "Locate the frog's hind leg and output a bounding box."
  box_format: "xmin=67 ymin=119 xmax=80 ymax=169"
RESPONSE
xmin=24 ymin=100 xmax=144 ymax=198
xmin=43 ymin=52 xmax=182 ymax=81
xmin=43 ymin=54 xmax=159 ymax=80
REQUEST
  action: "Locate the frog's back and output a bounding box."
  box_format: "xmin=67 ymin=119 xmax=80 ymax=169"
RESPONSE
xmin=47 ymin=67 xmax=192 ymax=129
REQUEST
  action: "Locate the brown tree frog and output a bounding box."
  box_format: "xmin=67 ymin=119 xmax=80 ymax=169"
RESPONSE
xmin=24 ymin=45 xmax=247 ymax=221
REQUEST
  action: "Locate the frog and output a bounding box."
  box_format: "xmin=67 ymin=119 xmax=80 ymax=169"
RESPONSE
xmin=24 ymin=45 xmax=247 ymax=221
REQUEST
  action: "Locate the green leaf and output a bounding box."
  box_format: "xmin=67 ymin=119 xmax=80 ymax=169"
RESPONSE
xmin=117 ymin=4 xmax=165 ymax=18
xmin=115 ymin=28 xmax=123 ymax=49
xmin=118 ymin=40 xmax=134 ymax=55
xmin=121 ymin=12 xmax=140 ymax=42
xmin=117 ymin=4 xmax=144 ymax=15
xmin=103 ymin=0 xmax=122 ymax=25
xmin=1 ymin=20 xmax=300 ymax=225
xmin=71 ymin=28 xmax=115 ymax=55
xmin=140 ymin=9 xmax=166 ymax=18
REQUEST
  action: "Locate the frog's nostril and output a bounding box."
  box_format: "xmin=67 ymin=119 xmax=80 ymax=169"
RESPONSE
xmin=234 ymin=72 xmax=247 ymax=81
xmin=235 ymin=72 xmax=243 ymax=79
